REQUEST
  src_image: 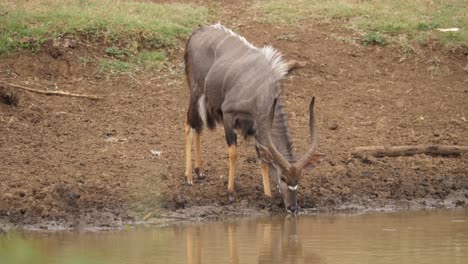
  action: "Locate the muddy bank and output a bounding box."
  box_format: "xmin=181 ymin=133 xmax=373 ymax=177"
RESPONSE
xmin=1 ymin=193 xmax=467 ymax=232
xmin=1 ymin=2 xmax=468 ymax=230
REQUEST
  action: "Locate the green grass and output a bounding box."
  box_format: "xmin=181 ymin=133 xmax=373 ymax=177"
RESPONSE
xmin=363 ymin=32 xmax=387 ymax=46
xmin=104 ymin=47 xmax=130 ymax=59
xmin=257 ymin=0 xmax=468 ymax=46
xmin=99 ymin=59 xmax=133 ymax=73
xmin=97 ymin=49 xmax=167 ymax=74
xmin=0 ymin=0 xmax=207 ymax=55
xmin=136 ymin=51 xmax=167 ymax=69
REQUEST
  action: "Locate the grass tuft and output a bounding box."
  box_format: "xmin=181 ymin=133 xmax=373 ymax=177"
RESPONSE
xmin=416 ymin=22 xmax=439 ymax=31
xmin=363 ymin=32 xmax=387 ymax=46
xmin=104 ymin=47 xmax=130 ymax=59
xmin=99 ymin=60 xmax=132 ymax=74
xmin=137 ymin=51 xmax=167 ymax=69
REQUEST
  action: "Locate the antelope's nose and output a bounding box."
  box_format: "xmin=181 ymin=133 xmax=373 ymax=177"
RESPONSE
xmin=287 ymin=205 xmax=298 ymax=214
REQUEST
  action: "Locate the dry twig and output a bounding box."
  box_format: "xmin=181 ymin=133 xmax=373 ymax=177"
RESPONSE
xmin=0 ymin=80 xmax=103 ymax=100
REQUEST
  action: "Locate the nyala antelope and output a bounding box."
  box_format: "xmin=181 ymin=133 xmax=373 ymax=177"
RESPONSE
xmin=184 ymin=23 xmax=323 ymax=213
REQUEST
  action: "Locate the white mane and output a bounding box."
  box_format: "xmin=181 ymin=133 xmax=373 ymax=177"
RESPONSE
xmin=210 ymin=23 xmax=288 ymax=81
xmin=260 ymin=45 xmax=289 ymax=81
xmin=211 ymin=22 xmax=256 ymax=50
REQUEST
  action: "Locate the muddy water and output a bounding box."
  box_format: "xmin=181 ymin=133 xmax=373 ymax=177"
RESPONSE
xmin=8 ymin=210 xmax=468 ymax=264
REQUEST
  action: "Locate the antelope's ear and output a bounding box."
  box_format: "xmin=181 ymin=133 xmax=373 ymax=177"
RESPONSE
xmin=303 ymin=153 xmax=325 ymax=170
xmin=255 ymin=143 xmax=275 ymax=164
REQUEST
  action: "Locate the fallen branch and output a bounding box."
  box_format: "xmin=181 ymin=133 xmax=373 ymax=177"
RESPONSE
xmin=352 ymin=145 xmax=468 ymax=157
xmin=0 ymin=80 xmax=103 ymax=100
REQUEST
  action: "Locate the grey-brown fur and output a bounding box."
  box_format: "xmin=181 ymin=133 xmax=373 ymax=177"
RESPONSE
xmin=184 ymin=23 xmax=289 ymax=147
xmin=184 ymin=23 xmax=319 ymax=213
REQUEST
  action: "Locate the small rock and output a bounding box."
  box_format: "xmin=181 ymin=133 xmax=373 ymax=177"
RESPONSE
xmin=150 ymin=150 xmax=162 ymax=157
xmin=362 ymin=155 xmax=377 ymax=164
xmin=64 ymin=39 xmax=78 ymax=49
xmin=395 ymin=100 xmax=405 ymax=108
xmin=143 ymin=212 xmax=154 ymax=221
xmin=67 ymin=191 xmax=80 ymax=200
xmin=3 ymin=193 xmax=13 ymax=199
xmin=47 ymin=46 xmax=63 ymax=59
xmin=328 ymin=121 xmax=338 ymax=130
xmin=173 ymin=194 xmax=186 ymax=209
xmin=455 ymin=200 xmax=465 ymax=207
xmin=245 ymin=156 xmax=257 ymax=163
xmin=240 ymin=200 xmax=248 ymax=207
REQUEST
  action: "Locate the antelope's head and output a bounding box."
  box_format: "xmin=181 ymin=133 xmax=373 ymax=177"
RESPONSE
xmin=257 ymin=97 xmax=323 ymax=214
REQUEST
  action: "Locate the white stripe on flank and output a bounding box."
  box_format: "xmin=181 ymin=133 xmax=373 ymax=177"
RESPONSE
xmin=210 ymin=23 xmax=288 ymax=82
xmin=198 ymin=95 xmax=207 ymax=128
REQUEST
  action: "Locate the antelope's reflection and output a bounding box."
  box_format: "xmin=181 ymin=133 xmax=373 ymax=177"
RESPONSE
xmin=181 ymin=215 xmax=321 ymax=264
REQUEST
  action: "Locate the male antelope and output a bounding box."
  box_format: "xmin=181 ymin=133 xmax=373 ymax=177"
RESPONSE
xmin=184 ymin=23 xmax=322 ymax=213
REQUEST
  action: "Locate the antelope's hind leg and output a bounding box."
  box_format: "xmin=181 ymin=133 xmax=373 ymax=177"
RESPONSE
xmin=185 ymin=92 xmax=204 ymax=184
xmin=193 ymin=130 xmax=204 ymax=180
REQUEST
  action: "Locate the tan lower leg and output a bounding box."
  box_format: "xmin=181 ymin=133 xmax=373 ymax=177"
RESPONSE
xmin=184 ymin=124 xmax=193 ymax=184
xmin=193 ymin=131 xmax=202 ymax=177
xmin=260 ymin=161 xmax=272 ymax=197
xmin=228 ymin=145 xmax=237 ymax=195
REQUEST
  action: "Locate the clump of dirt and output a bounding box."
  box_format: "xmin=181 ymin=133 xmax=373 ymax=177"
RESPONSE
xmin=0 ymin=87 xmax=19 ymax=106
xmin=1 ymin=3 xmax=467 ymax=230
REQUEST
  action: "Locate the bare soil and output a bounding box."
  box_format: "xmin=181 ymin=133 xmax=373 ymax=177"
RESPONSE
xmin=1 ymin=1 xmax=467 ymax=230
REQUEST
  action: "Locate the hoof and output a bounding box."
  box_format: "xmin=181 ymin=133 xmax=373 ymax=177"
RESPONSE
xmin=195 ymin=169 xmax=206 ymax=181
xmin=227 ymin=192 xmax=235 ymax=203
xmin=185 ymin=179 xmax=193 ymax=186
xmin=194 ymin=168 xmax=204 ymax=178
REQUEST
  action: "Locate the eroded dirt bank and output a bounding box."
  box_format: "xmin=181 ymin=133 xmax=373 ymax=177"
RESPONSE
xmin=1 ymin=2 xmax=468 ymax=231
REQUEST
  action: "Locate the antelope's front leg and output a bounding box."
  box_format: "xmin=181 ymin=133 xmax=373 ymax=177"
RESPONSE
xmin=224 ymin=117 xmax=237 ymax=202
xmin=260 ymin=161 xmax=272 ymax=197
xmin=228 ymin=143 xmax=237 ymax=202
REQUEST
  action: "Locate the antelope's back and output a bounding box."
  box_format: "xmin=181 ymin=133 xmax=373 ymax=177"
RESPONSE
xmin=185 ymin=24 xmax=266 ymax=92
xmin=185 ymin=26 xmax=231 ymax=93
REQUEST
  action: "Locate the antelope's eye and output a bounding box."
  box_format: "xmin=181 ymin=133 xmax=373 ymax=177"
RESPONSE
xmin=280 ymin=176 xmax=286 ymax=182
